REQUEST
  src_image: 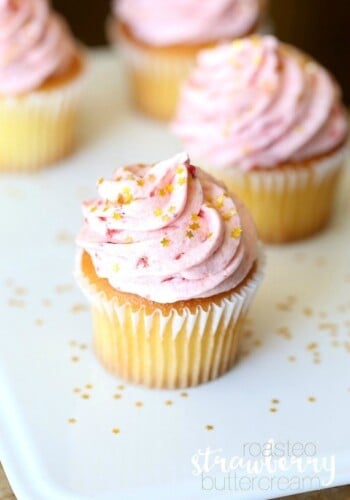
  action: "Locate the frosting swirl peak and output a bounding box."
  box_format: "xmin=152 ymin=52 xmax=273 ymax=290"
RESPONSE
xmin=0 ymin=0 xmax=78 ymax=95
xmin=173 ymin=36 xmax=348 ymax=169
xmin=76 ymin=153 xmax=258 ymax=303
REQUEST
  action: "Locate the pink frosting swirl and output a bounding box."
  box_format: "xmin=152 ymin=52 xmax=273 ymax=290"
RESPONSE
xmin=114 ymin=0 xmax=262 ymax=46
xmin=76 ymin=153 xmax=258 ymax=303
xmin=0 ymin=0 xmax=78 ymax=95
xmin=173 ymin=36 xmax=348 ymax=169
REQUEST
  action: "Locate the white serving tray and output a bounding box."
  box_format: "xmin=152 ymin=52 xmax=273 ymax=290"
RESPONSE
xmin=1 ymin=51 xmax=350 ymax=500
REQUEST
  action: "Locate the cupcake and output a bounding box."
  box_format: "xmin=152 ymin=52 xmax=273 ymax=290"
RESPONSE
xmin=75 ymin=152 xmax=263 ymax=388
xmin=109 ymin=0 xmax=266 ymax=120
xmin=173 ymin=36 xmax=349 ymax=243
xmin=0 ymin=0 xmax=84 ymax=172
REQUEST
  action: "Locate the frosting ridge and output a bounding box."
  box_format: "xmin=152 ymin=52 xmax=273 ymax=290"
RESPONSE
xmin=173 ymin=36 xmax=348 ymax=169
xmin=114 ymin=0 xmax=262 ymax=46
xmin=76 ymin=153 xmax=258 ymax=303
xmin=0 ymin=0 xmax=78 ymax=95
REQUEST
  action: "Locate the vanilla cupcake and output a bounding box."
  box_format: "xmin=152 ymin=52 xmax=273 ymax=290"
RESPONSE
xmin=173 ymin=36 xmax=349 ymax=243
xmin=0 ymin=0 xmax=84 ymax=172
xmin=109 ymin=0 xmax=266 ymax=120
xmin=75 ymin=153 xmax=263 ymax=388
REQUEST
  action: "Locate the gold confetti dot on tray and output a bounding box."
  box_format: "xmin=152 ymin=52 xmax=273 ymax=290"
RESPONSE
xmin=55 ymin=284 xmax=73 ymax=294
xmin=68 ymin=418 xmax=77 ymax=424
xmin=14 ymin=287 xmax=27 ymax=296
xmin=116 ymin=385 xmax=125 ymax=390
xmin=135 ymin=401 xmax=143 ymax=407
xmin=276 ymin=302 xmax=292 ymax=312
xmin=205 ymin=425 xmax=214 ymax=431
xmin=276 ymin=326 xmax=292 ymax=340
xmin=180 ymin=392 xmax=188 ymax=398
xmin=70 ymin=303 xmax=88 ymax=314
xmin=112 ymin=428 xmax=120 ymax=435
xmin=85 ymin=384 xmax=93 ymax=390
xmin=307 ymin=342 xmax=318 ymax=351
xmin=165 ymin=400 xmax=173 ymax=406
xmin=71 ymin=356 xmax=79 ymax=363
xmin=73 ymin=387 xmax=81 ymax=394
xmin=303 ymin=307 xmax=313 ymax=317
xmin=81 ymin=393 xmax=90 ymax=400
xmin=269 ymin=408 xmax=278 ymax=413
xmin=308 ymin=396 xmax=316 ymax=403
xmin=8 ymin=298 xmax=25 ymax=308
xmin=34 ymin=318 xmax=44 ymax=327
xmin=79 ymin=343 xmax=88 ymax=350
xmin=113 ymin=393 xmax=122 ymax=400
xmin=271 ymin=399 xmax=280 ymax=405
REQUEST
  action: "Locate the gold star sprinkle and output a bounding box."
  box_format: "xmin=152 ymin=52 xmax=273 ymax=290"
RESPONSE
xmin=215 ymin=196 xmax=225 ymax=209
xmin=81 ymin=394 xmax=90 ymax=400
xmin=162 ymin=215 xmax=170 ymax=223
xmin=68 ymin=418 xmax=77 ymax=424
xmin=135 ymin=401 xmax=143 ymax=407
xmin=231 ymin=227 xmax=242 ymax=238
xmin=113 ymin=212 xmax=123 ymax=220
xmin=161 ymin=238 xmax=170 ymax=247
xmin=180 ymin=392 xmax=188 ymax=398
xmin=113 ymin=263 xmax=120 ymax=273
xmin=85 ymin=384 xmax=93 ymax=389
xmin=269 ymin=408 xmax=278 ymax=413
xmin=117 ymin=385 xmax=125 ymax=390
xmin=154 ymin=208 xmax=163 ymax=217
xmin=136 ymin=179 xmax=144 ymax=187
xmin=206 ymin=425 xmax=214 ymax=431
xmin=148 ymin=174 xmax=156 ymax=182
xmin=166 ymin=184 xmax=173 ymax=193
xmin=169 ymin=205 xmax=176 ymax=213
xmin=271 ymin=399 xmax=280 ymax=405
xmin=223 ymin=209 xmax=237 ymax=221
xmin=191 ymin=213 xmax=199 ymax=221
xmin=206 ymin=232 xmax=213 ymax=240
xmin=177 ymin=177 xmax=186 ymax=186
xmin=308 ymin=397 xmax=316 ymax=403
xmin=186 ymin=230 xmax=194 ymax=239
xmin=90 ymin=206 xmax=97 ymax=213
xmin=165 ymin=400 xmax=173 ymax=406
xmin=159 ymin=188 xmax=166 ymax=197
xmin=71 ymin=356 xmax=79 ymax=363
xmin=124 ymin=236 xmax=134 ymax=243
xmin=112 ymin=428 xmax=120 ymax=434
xmin=176 ymin=166 xmax=185 ymax=174
xmin=189 ymin=222 xmax=200 ymax=231
xmin=113 ymin=393 xmax=122 ymax=399
xmin=97 ymin=178 xmax=104 ymax=185
xmin=35 ymin=318 xmax=44 ymax=326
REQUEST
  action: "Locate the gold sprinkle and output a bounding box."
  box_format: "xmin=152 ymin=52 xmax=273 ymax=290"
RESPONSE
xmin=73 ymin=387 xmax=81 ymax=393
xmin=113 ymin=263 xmax=120 ymax=273
xmin=97 ymin=177 xmax=104 ymax=185
xmin=176 ymin=166 xmax=185 ymax=174
xmin=68 ymin=418 xmax=77 ymax=424
xmin=186 ymin=230 xmax=194 ymax=239
xmin=191 ymin=213 xmax=200 ymax=221
xmin=231 ymin=227 xmax=242 ymax=239
xmin=162 ymin=214 xmax=170 ymax=222
xmin=277 ymin=326 xmax=292 ymax=339
xmin=206 ymin=232 xmax=213 ymax=240
xmin=135 ymin=401 xmax=143 ymax=407
xmin=308 ymin=397 xmax=316 ymax=403
xmin=85 ymin=384 xmax=93 ymax=389
xmin=169 ymin=205 xmax=176 ymax=213
xmin=276 ymin=302 xmax=292 ymax=312
xmin=307 ymin=342 xmax=318 ymax=351
xmin=35 ymin=318 xmax=44 ymax=326
xmin=303 ymin=307 xmax=313 ymax=317
xmin=148 ymin=174 xmax=156 ymax=182
xmin=113 ymin=393 xmax=122 ymax=399
xmin=223 ymin=210 xmax=237 ymax=221
xmin=113 ymin=212 xmax=123 ymax=220
xmin=161 ymin=237 xmax=170 ymax=247
xmin=81 ymin=393 xmax=90 ymax=399
xmin=71 ymin=356 xmax=79 ymax=363
xmin=117 ymin=385 xmax=125 ymax=390
xmin=269 ymin=408 xmax=278 ymax=413
xmin=90 ymin=206 xmax=97 ymax=213
xmin=8 ymin=299 xmax=25 ymax=308
xmin=70 ymin=303 xmax=88 ymax=314
xmin=271 ymin=399 xmax=280 ymax=405
xmin=165 ymin=400 xmax=173 ymax=406
xmin=136 ymin=179 xmax=144 ymax=187
xmin=215 ymin=195 xmax=225 ymax=209
xmin=205 ymin=425 xmax=214 ymax=431
xmin=177 ymin=177 xmax=186 ymax=186
xmin=154 ymin=208 xmax=163 ymax=217
xmin=166 ymin=184 xmax=173 ymax=193
xmin=189 ymin=222 xmax=200 ymax=231
xmin=253 ymin=339 xmax=262 ymax=347
xmin=124 ymin=236 xmax=134 ymax=243
xmin=112 ymin=428 xmax=120 ymax=434
xmin=159 ymin=188 xmax=166 ymax=197
xmin=180 ymin=392 xmax=188 ymax=398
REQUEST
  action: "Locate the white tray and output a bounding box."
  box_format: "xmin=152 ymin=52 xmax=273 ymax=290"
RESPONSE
xmin=1 ymin=51 xmax=350 ymax=500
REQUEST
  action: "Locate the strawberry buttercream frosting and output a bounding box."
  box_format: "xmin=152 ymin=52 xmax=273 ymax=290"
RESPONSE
xmin=76 ymin=153 xmax=258 ymax=303
xmin=173 ymin=36 xmax=348 ymax=169
xmin=0 ymin=0 xmax=78 ymax=95
xmin=113 ymin=0 xmax=262 ymax=46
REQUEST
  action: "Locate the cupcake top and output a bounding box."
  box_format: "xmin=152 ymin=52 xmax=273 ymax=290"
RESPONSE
xmin=76 ymin=153 xmax=258 ymax=304
xmin=173 ymin=36 xmax=348 ymax=170
xmin=114 ymin=0 xmax=262 ymax=46
xmin=0 ymin=0 xmax=78 ymax=95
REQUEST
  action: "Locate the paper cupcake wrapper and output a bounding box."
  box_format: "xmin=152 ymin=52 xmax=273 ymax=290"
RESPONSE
xmin=115 ymin=32 xmax=197 ymax=120
xmin=205 ymin=145 xmax=348 ymax=243
xmin=75 ymin=251 xmax=264 ymax=389
xmin=0 ymin=73 xmax=83 ymax=172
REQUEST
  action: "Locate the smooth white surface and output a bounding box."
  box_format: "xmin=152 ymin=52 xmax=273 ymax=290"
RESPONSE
xmin=0 ymin=51 xmax=350 ymax=500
